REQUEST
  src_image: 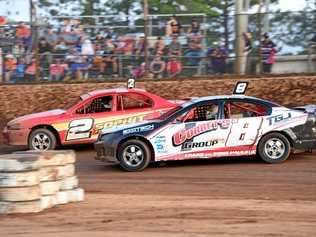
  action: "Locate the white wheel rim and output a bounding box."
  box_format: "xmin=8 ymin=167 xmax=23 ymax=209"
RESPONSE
xmin=264 ymin=138 xmax=285 ymax=160
xmin=122 ymin=145 xmax=144 ymax=167
xmin=32 ymin=133 xmax=51 ymax=151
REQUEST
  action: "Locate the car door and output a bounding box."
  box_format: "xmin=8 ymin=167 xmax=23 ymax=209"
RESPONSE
xmin=151 ymin=101 xmax=234 ymax=161
xmin=112 ymin=92 xmax=158 ymax=124
xmin=223 ymin=99 xmax=271 ymax=152
xmin=64 ymin=94 xmax=115 ymax=143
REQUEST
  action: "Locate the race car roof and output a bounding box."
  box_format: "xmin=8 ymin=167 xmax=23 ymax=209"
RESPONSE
xmin=183 ymin=95 xmax=281 ymax=107
xmin=87 ymin=88 xmax=147 ymax=97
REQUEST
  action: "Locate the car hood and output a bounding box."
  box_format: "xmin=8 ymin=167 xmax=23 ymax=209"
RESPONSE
xmin=100 ymin=120 xmax=160 ymax=135
xmin=8 ymin=109 xmax=66 ymax=126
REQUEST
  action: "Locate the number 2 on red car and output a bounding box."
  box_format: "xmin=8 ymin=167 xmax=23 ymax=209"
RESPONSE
xmin=66 ymin=118 xmax=94 ymax=141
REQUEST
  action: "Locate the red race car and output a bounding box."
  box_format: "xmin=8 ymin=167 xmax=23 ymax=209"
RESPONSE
xmin=3 ymin=88 xmax=178 ymax=150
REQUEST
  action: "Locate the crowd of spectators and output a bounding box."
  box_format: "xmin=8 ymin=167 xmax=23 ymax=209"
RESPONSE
xmin=1 ymin=16 xmax=277 ymax=83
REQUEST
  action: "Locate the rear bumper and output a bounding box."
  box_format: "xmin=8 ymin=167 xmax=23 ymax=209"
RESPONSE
xmin=293 ymin=139 xmax=316 ymax=151
xmin=2 ymin=126 xmax=29 ymax=146
xmin=94 ymin=141 xmax=118 ymax=163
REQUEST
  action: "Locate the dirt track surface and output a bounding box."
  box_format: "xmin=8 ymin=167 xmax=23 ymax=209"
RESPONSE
xmin=0 ymin=147 xmax=316 ymax=237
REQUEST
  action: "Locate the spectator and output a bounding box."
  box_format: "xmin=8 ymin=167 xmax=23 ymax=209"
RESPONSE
xmin=122 ymin=37 xmax=135 ymax=56
xmin=103 ymin=39 xmax=118 ymax=76
xmin=166 ymin=15 xmax=181 ymax=36
xmin=61 ymin=28 xmax=80 ymax=46
xmin=150 ymin=55 xmax=166 ymax=79
xmin=12 ymin=42 xmax=26 ymax=58
xmin=15 ymin=22 xmax=31 ymax=49
xmin=153 ymin=36 xmax=165 ymax=56
xmin=260 ymin=33 xmax=277 ymax=74
xmin=38 ymin=37 xmax=53 ymax=65
xmin=45 ymin=27 xmax=59 ymax=49
xmin=243 ymin=32 xmax=253 ymax=74
xmin=207 ymin=42 xmax=228 ymax=74
xmin=49 ymin=59 xmax=68 ymax=81
xmin=166 ymin=55 xmax=182 ymax=77
xmin=187 ymin=18 xmax=201 ymax=35
xmin=4 ymin=54 xmax=17 ymax=82
xmin=115 ymin=36 xmax=134 ymax=56
xmin=14 ymin=58 xmax=27 ymax=82
xmin=61 ymin=19 xmax=72 ymax=33
xmin=135 ymin=36 xmax=145 ymax=57
xmin=54 ymin=40 xmax=68 ymax=59
xmin=66 ymin=47 xmax=83 ymax=79
xmin=168 ymin=35 xmax=182 ymax=56
xmin=25 ymin=59 xmax=37 ymax=81
xmin=186 ymin=35 xmax=203 ymax=66
xmin=93 ymin=44 xmax=106 ymax=77
xmin=132 ymin=63 xmax=145 ymax=79
xmin=81 ymin=37 xmax=95 ymax=59
xmin=104 ymin=27 xmax=118 ymax=41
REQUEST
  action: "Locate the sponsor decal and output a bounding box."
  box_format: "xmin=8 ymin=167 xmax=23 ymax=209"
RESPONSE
xmin=181 ymin=140 xmax=219 ymax=151
xmin=123 ymin=124 xmax=155 ymax=135
xmin=93 ymin=114 xmax=146 ymax=135
xmin=173 ymin=120 xmax=231 ymax=146
xmin=183 ymin=150 xmax=256 ymax=159
xmin=154 ymin=136 xmax=167 ymax=153
xmin=267 ymin=113 xmax=292 ymax=126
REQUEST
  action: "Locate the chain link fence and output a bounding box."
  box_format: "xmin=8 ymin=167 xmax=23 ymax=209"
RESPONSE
xmin=0 ymin=11 xmax=315 ymax=83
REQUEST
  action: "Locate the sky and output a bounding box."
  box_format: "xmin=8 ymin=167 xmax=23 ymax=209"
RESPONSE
xmin=279 ymin=0 xmax=307 ymax=11
xmin=0 ymin=0 xmax=313 ymax=21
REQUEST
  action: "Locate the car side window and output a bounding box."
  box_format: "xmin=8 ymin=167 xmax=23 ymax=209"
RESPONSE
xmin=224 ymin=101 xmax=269 ymax=119
xmin=118 ymin=93 xmax=153 ymax=111
xmin=76 ymin=96 xmax=113 ymax=114
xmin=180 ymin=103 xmax=219 ymax=123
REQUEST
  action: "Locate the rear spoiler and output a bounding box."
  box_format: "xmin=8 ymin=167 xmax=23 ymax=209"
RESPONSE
xmin=293 ymin=105 xmax=316 ymax=114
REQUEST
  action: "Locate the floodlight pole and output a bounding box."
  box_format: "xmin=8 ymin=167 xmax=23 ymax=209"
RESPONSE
xmin=263 ymin=0 xmax=270 ymax=33
xmin=235 ymin=0 xmax=243 ymax=75
xmin=30 ymin=0 xmax=40 ymax=81
xmin=143 ymin=0 xmax=150 ymax=77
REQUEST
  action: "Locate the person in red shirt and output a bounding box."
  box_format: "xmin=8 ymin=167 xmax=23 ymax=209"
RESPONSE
xmin=166 ymin=55 xmax=182 ymax=77
xmin=50 ymin=59 xmax=68 ymax=81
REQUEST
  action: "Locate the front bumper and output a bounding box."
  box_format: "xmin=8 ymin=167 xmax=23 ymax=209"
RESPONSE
xmin=2 ymin=126 xmax=29 ymax=146
xmin=94 ymin=141 xmax=118 ymax=163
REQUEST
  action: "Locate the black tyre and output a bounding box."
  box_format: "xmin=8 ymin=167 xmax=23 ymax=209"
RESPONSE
xmin=258 ymin=132 xmax=291 ymax=164
xmin=117 ymin=139 xmax=151 ymax=172
xmin=28 ymin=128 xmax=57 ymax=151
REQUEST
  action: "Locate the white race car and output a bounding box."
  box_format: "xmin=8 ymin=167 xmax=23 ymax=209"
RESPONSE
xmin=95 ymin=82 xmax=316 ymax=171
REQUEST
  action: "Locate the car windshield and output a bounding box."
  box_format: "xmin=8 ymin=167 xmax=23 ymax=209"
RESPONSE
xmin=156 ymin=106 xmax=183 ymax=120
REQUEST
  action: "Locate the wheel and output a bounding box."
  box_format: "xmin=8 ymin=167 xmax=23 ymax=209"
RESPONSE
xmin=117 ymin=139 xmax=151 ymax=172
xmin=28 ymin=128 xmax=57 ymax=151
xmin=258 ymin=133 xmax=291 ymax=164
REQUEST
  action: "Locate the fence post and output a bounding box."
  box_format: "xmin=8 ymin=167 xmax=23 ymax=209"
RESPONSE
xmin=0 ymin=48 xmax=3 ymax=83
xmin=235 ymin=0 xmax=243 ymax=75
xmin=143 ymin=0 xmax=150 ymax=77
